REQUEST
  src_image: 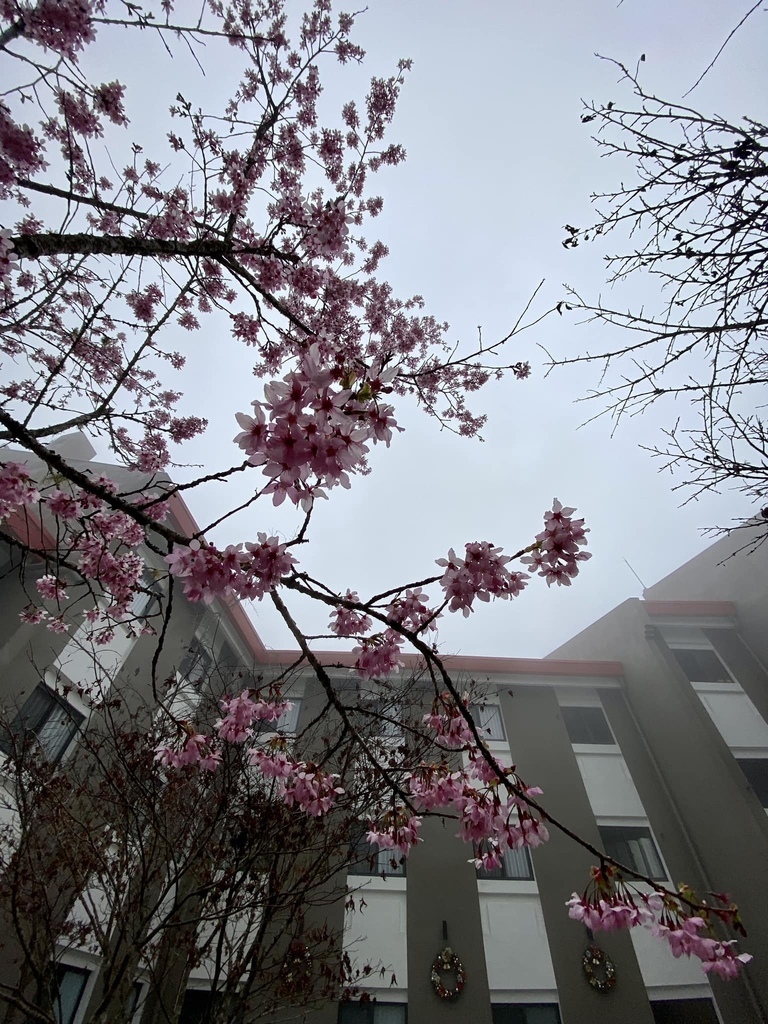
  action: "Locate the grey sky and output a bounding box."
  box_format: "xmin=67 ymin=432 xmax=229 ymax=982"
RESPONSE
xmin=65 ymin=1 xmax=768 ymax=657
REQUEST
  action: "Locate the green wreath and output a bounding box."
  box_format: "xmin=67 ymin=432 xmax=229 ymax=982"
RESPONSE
xmin=430 ymin=947 xmax=466 ymax=1000
xmin=582 ymin=945 xmax=616 ymax=992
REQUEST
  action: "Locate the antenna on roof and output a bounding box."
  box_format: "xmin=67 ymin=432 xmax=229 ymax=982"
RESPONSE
xmin=623 ymin=558 xmax=647 ymax=591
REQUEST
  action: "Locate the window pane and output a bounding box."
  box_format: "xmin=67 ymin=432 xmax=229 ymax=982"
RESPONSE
xmin=671 ymin=648 xmax=732 ymax=684
xmin=375 ymin=1005 xmax=407 ymax=1024
xmin=524 ymin=1007 xmax=562 ymax=1024
xmin=339 ymin=1003 xmax=373 ymax=1024
xmin=598 ymin=826 xmax=666 ymax=881
xmin=737 ymin=759 xmax=768 ymax=806
xmin=179 ymin=989 xmax=219 ymax=1024
xmin=492 ymin=1006 xmax=561 ymax=1024
xmin=126 ymin=982 xmax=143 ymax=1019
xmin=54 ymin=965 xmax=89 ymax=1024
xmin=561 ymin=706 xmax=614 ymax=745
xmin=376 ymin=846 xmax=405 ymax=876
xmin=472 ymin=704 xmax=505 ymax=740
xmin=179 ymin=641 xmax=213 ymax=688
xmin=348 ymin=834 xmax=405 ymax=876
xmin=491 ymin=1008 xmax=526 ymax=1024
xmin=11 ymin=686 xmax=84 ymax=763
xmin=651 ymin=998 xmax=719 ymax=1024
xmin=504 ymin=846 xmax=534 ymax=880
xmin=476 ymin=845 xmax=533 ymax=881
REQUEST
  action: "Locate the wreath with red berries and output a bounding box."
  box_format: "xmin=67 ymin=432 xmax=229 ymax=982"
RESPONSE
xmin=430 ymin=947 xmax=466 ymax=1000
xmin=582 ymin=945 xmax=616 ymax=992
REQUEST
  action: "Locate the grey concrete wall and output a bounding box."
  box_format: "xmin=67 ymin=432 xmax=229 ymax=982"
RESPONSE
xmin=501 ymin=686 xmax=654 ymax=1024
xmin=550 ymin=600 xmax=768 ymax=1023
xmin=644 ymin=525 xmax=768 ymax=672
xmin=405 ymin=812 xmax=493 ymax=1024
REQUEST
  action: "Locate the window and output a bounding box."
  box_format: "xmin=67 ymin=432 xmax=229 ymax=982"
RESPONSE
xmin=651 ymin=998 xmax=719 ymax=1024
xmin=131 ymin=568 xmax=162 ymax=618
xmin=476 ymin=844 xmax=533 ymax=881
xmin=253 ymin=698 xmax=302 ymax=735
xmin=670 ymin=648 xmax=732 ymax=684
xmin=491 ymin=1004 xmax=561 ymax=1024
xmin=2 ymin=685 xmax=84 ymax=763
xmin=179 ymin=988 xmax=221 ymax=1024
xmin=471 ymin=704 xmax=506 ymax=740
xmin=561 ymin=706 xmax=614 ymax=745
xmin=54 ymin=965 xmax=89 ymax=1024
xmin=126 ymin=982 xmax=144 ymax=1020
xmin=737 ymin=758 xmax=768 ymax=807
xmin=347 ymin=833 xmax=405 ymax=877
xmin=338 ymin=1003 xmax=407 ymax=1024
xmin=598 ymin=825 xmax=666 ymax=881
xmin=178 ymin=639 xmax=213 ymax=689
xmin=358 ymin=700 xmax=402 ymax=741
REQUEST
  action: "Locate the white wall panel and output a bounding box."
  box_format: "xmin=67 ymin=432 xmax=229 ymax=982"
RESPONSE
xmin=480 ymin=894 xmax=556 ymax=992
xmin=696 ymin=689 xmax=768 ymax=749
xmin=630 ymin=923 xmax=713 ymax=990
xmin=343 ymin=888 xmax=408 ymax=989
xmin=574 ymin=751 xmax=646 ymax=818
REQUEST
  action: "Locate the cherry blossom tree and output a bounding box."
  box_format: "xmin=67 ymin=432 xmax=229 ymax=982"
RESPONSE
xmin=0 ymin=642 xmax=436 ymax=1024
xmin=0 ymin=0 xmax=754 ymax=1003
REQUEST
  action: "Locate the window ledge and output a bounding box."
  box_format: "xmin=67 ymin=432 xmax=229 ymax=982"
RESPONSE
xmin=572 ymin=744 xmax=621 ymax=754
xmin=477 ymin=880 xmax=538 ymax=895
xmin=347 ymin=875 xmax=407 ymax=893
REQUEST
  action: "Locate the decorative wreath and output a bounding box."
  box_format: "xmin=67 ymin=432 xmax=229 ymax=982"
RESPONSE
xmin=430 ymin=947 xmax=467 ymax=1000
xmin=582 ymin=945 xmax=617 ymax=992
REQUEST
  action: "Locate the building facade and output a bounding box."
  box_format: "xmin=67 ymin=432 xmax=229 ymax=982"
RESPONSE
xmin=328 ymin=527 xmax=768 ymax=1024
xmin=1 ymin=440 xmax=767 ymax=1024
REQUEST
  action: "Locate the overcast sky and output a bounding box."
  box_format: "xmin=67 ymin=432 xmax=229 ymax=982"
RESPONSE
xmin=70 ymin=1 xmax=768 ymax=658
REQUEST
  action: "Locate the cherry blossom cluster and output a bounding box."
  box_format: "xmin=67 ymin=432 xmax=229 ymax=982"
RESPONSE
xmin=566 ymin=871 xmax=752 ymax=981
xmin=6 ymin=0 xmax=97 ymax=60
xmin=235 ymin=345 xmax=399 ymax=510
xmin=216 ymin=690 xmax=293 ymax=744
xmin=328 ymin=591 xmax=373 ymax=637
xmin=155 ymin=730 xmax=222 ymax=772
xmin=366 ymin=809 xmax=422 ymax=858
xmin=521 ymin=499 xmax=591 ymax=586
xmin=155 ymin=688 xmax=295 ymax=770
xmin=0 ymin=471 xmax=168 ymax=628
xmin=0 ymin=461 xmax=40 ymax=520
xmin=0 ymin=227 xmax=18 ymax=285
xmin=386 ymin=588 xmax=437 ymax=633
xmin=351 ymin=630 xmax=404 ymax=680
xmin=436 ymin=542 xmax=528 ymax=617
xmin=156 ymin=713 xmax=346 ymax=817
xmin=165 ymin=535 xmax=297 ymax=604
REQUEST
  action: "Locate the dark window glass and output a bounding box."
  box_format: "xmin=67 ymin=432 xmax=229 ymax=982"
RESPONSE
xmin=737 ymin=759 xmax=768 ymax=807
xmin=491 ymin=1004 xmax=561 ymax=1024
xmin=338 ymin=1004 xmax=407 ymax=1024
xmin=126 ymin=981 xmax=143 ymax=1019
xmin=476 ymin=844 xmax=534 ymax=881
xmin=253 ymin=698 xmax=302 ymax=736
xmin=670 ymin=648 xmax=732 ymax=684
xmin=178 ymin=640 xmax=213 ymax=689
xmin=358 ymin=700 xmax=402 ymax=741
xmin=2 ymin=685 xmax=84 ymax=763
xmin=471 ymin=704 xmax=505 ymax=740
xmin=651 ymin=998 xmax=720 ymax=1024
xmin=179 ymin=989 xmax=221 ymax=1024
xmin=348 ymin=833 xmax=405 ymax=877
xmin=561 ymin=706 xmax=614 ymax=745
xmin=131 ymin=568 xmax=161 ymax=618
xmin=598 ymin=826 xmax=666 ymax=881
xmin=54 ymin=965 xmax=89 ymax=1024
